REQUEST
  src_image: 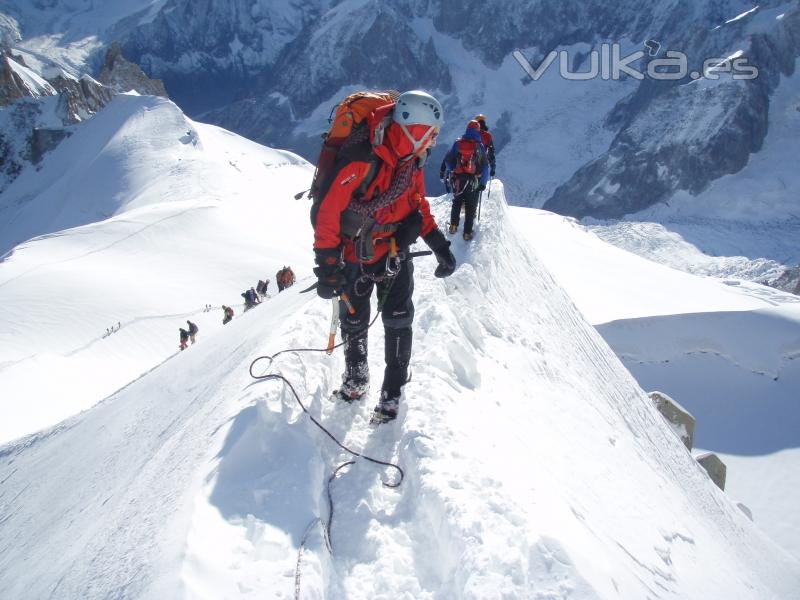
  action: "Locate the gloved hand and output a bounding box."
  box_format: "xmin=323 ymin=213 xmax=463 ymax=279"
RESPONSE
xmin=490 ymin=167 xmax=496 ymax=177
xmin=394 ymin=210 xmax=423 ymax=249
xmin=423 ymin=229 xmax=456 ymax=278
xmin=313 ymin=248 xmax=346 ymax=299
xmin=477 ymin=183 xmax=486 ymax=192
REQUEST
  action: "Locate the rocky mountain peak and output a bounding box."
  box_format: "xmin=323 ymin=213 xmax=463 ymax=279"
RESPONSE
xmin=1 ymin=48 xmax=56 ymax=106
xmin=98 ymin=41 xmax=168 ymax=98
xmin=49 ymin=73 xmax=114 ymax=124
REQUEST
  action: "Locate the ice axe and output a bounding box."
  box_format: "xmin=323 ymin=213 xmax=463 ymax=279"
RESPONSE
xmin=327 ymin=292 xmax=356 ymax=354
xmin=298 ymin=285 xmax=356 ymax=354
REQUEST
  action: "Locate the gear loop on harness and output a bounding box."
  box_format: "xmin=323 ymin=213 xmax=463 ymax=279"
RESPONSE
xmin=352 ymin=246 xmax=403 ymax=296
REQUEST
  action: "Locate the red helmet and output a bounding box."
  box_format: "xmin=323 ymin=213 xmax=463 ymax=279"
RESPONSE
xmin=467 ymin=119 xmax=480 ymax=130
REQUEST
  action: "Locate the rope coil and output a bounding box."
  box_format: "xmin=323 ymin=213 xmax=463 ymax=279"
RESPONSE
xmin=248 ymin=366 xmax=404 ymax=489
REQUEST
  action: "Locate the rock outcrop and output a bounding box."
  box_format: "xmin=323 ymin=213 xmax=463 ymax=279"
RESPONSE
xmin=1 ymin=49 xmax=55 ymax=106
xmin=696 ymin=452 xmax=728 ymax=491
xmin=0 ymin=52 xmax=27 ymax=106
xmin=769 ymin=265 xmax=800 ymax=295
xmin=737 ymin=502 xmax=754 ymax=521
xmin=0 ymin=40 xmax=165 ymax=191
xmin=649 ymin=391 xmax=695 ymax=450
xmin=30 ymin=127 xmax=69 ymax=164
xmin=98 ymin=42 xmax=168 ymax=98
xmin=649 ymin=390 xmax=732 ymax=493
xmin=50 ymin=73 xmax=114 ymax=123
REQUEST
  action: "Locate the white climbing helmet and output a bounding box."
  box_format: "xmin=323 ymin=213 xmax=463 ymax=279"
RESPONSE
xmin=393 ymin=90 xmax=444 ymax=128
xmin=392 ymin=90 xmax=444 ymax=156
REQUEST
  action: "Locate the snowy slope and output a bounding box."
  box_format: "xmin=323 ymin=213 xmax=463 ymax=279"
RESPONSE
xmin=513 ymin=207 xmax=800 ymax=560
xmin=717 ymin=449 xmax=800 ymax=560
xmin=0 ymin=93 xmax=313 ymax=444
xmin=1 ymin=179 xmax=798 ymax=599
xmin=1 ymin=92 xmax=294 ymax=254
xmin=6 ymin=0 xmax=166 ymax=75
xmin=508 ymin=210 xmax=794 ymax=325
xmin=586 ymin=221 xmax=787 ymax=283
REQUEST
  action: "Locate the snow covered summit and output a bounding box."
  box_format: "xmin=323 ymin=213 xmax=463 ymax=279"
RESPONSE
xmin=0 ymin=97 xmax=797 ymax=596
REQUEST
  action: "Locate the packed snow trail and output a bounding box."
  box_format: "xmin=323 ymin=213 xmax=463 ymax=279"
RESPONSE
xmin=2 ymin=181 xmax=797 ymax=599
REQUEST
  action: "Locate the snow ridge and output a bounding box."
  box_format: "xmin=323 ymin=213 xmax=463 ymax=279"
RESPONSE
xmin=2 ymin=179 xmax=797 ymax=599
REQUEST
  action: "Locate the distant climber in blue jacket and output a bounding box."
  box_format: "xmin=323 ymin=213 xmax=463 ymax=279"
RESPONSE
xmin=439 ymin=120 xmax=489 ymax=241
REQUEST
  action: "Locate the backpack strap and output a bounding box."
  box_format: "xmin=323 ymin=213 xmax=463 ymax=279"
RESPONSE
xmin=352 ymin=154 xmax=383 ymax=201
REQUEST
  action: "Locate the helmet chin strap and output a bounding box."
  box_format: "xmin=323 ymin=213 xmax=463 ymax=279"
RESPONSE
xmin=398 ymin=123 xmax=436 ymax=160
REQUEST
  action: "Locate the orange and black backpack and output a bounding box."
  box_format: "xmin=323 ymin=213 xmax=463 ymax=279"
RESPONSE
xmin=307 ymin=90 xmax=399 ymax=226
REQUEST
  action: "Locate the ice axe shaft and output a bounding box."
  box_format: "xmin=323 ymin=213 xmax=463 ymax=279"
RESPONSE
xmin=326 ymin=298 xmax=339 ymax=354
xmin=340 ymin=291 xmax=356 ymax=315
xmin=325 ymin=293 xmax=355 ymax=353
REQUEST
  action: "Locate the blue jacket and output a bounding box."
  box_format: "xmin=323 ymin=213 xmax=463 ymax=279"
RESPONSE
xmin=441 ymin=127 xmax=489 ymax=186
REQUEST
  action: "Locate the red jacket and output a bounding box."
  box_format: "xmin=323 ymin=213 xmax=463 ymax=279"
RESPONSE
xmin=479 ymin=129 xmax=493 ymax=148
xmin=313 ymin=124 xmax=438 ymax=264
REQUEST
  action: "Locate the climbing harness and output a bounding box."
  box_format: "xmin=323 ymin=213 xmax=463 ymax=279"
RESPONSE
xmin=449 ymin=172 xmax=478 ymax=199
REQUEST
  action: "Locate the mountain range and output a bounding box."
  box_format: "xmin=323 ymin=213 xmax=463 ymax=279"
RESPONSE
xmin=2 ymin=0 xmax=798 ymax=223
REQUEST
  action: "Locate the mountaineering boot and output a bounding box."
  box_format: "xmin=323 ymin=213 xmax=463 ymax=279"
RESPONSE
xmin=449 ymin=223 xmax=458 ymax=234
xmin=334 ymin=376 xmax=369 ymax=402
xmin=333 ymin=333 xmax=369 ymax=402
xmin=370 ymin=391 xmax=400 ymax=424
xmin=463 ymin=231 xmax=473 ymax=241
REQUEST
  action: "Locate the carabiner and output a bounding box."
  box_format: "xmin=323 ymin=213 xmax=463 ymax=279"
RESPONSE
xmin=385 ymin=252 xmax=402 ymax=277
